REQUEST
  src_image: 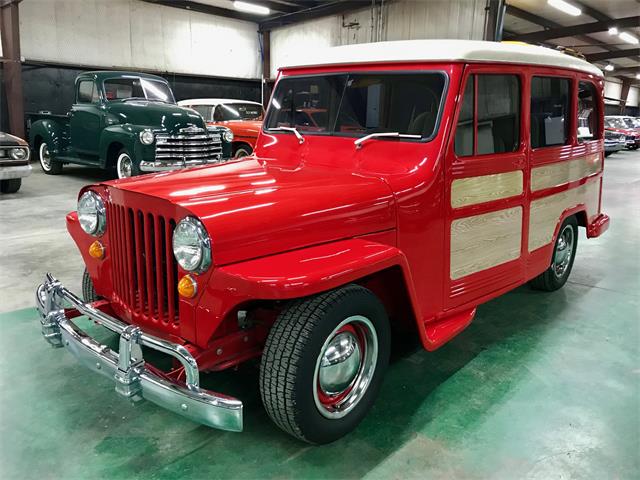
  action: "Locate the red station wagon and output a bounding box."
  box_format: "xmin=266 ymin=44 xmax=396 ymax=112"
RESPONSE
xmin=37 ymin=40 xmax=609 ymax=444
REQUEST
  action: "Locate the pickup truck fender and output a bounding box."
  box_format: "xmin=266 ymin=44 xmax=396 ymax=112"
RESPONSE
xmin=99 ymin=125 xmax=153 ymax=168
xmin=29 ymin=119 xmax=66 ymax=158
xmin=195 ymin=238 xmax=428 ymax=347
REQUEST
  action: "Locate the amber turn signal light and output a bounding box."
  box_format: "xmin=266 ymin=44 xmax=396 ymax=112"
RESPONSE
xmin=178 ymin=274 xmax=198 ymax=299
xmin=89 ymin=241 xmax=105 ymax=259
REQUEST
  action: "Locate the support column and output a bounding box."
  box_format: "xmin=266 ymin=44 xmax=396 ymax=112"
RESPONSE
xmin=619 ymin=78 xmax=632 ymax=115
xmin=260 ymin=29 xmax=271 ymax=108
xmin=0 ymin=0 xmax=25 ymax=139
xmin=484 ymin=0 xmax=506 ymax=42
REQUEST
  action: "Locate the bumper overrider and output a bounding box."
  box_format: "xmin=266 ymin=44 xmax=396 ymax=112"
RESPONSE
xmin=36 ymin=273 xmax=243 ymax=432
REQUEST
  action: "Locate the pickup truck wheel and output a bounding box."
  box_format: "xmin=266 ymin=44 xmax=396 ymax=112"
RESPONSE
xmin=233 ymin=144 xmax=252 ymax=158
xmin=116 ymin=150 xmax=139 ymax=179
xmin=0 ymin=178 xmax=21 ymax=193
xmin=82 ymin=268 xmax=100 ymax=303
xmin=39 ymin=142 xmax=62 ymax=175
xmin=530 ymin=216 xmax=578 ymax=291
xmin=259 ymin=284 xmax=390 ymax=444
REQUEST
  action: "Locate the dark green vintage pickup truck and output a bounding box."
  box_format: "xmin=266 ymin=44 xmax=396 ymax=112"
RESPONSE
xmin=28 ymin=71 xmax=234 ymax=178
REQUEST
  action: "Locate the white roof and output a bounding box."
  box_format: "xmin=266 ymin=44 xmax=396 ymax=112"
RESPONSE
xmin=177 ymin=98 xmax=262 ymax=106
xmin=280 ymin=39 xmax=603 ymax=77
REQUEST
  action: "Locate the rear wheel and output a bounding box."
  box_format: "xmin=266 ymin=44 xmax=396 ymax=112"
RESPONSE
xmin=0 ymin=178 xmax=21 ymax=193
xmin=259 ymin=284 xmax=390 ymax=444
xmin=530 ymin=216 xmax=578 ymax=291
xmin=39 ymin=142 xmax=63 ymax=175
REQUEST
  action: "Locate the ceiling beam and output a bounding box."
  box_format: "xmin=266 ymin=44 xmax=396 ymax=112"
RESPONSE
xmin=141 ymin=0 xmax=258 ymax=22
xmin=511 ymin=16 xmax=640 ymax=43
xmin=586 ymin=48 xmax=640 ymax=62
xmin=259 ymin=0 xmax=370 ymax=30
xmin=609 ymin=66 xmax=640 ymax=75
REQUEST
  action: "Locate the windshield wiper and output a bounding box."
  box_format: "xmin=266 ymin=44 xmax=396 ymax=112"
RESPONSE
xmin=269 ymin=126 xmax=305 ymax=144
xmin=354 ymin=132 xmax=421 ymax=149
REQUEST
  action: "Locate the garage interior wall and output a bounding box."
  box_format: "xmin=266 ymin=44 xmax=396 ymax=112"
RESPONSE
xmin=270 ymin=0 xmax=487 ymax=77
xmin=7 ymin=0 xmax=263 ymax=130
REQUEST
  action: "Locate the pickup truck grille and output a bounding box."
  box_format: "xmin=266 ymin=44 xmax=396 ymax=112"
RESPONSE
xmin=107 ymin=200 xmax=179 ymax=328
xmin=155 ymin=128 xmax=223 ymax=164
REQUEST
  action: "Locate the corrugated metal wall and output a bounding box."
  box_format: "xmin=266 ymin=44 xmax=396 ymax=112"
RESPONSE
xmin=19 ymin=0 xmax=261 ymax=80
xmin=271 ymin=0 xmax=487 ymax=77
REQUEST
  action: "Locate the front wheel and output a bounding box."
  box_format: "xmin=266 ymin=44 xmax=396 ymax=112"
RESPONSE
xmin=39 ymin=142 xmax=63 ymax=175
xmin=530 ymin=216 xmax=578 ymax=291
xmin=0 ymin=178 xmax=21 ymax=193
xmin=116 ymin=149 xmax=139 ymax=179
xmin=233 ymin=144 xmax=253 ymax=158
xmin=259 ymin=284 xmax=390 ymax=444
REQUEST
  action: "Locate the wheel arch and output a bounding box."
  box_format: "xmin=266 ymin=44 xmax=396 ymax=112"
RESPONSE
xmin=99 ymin=126 xmax=137 ymax=168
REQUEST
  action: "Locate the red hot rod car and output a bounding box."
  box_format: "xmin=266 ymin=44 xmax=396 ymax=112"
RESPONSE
xmin=37 ymin=40 xmax=609 ymax=444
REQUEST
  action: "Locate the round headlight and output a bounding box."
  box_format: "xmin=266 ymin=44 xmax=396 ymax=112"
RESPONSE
xmin=9 ymin=148 xmax=28 ymax=160
xmin=223 ymin=128 xmax=234 ymax=143
xmin=78 ymin=191 xmax=106 ymax=236
xmin=172 ymin=217 xmax=211 ymax=273
xmin=139 ymin=129 xmax=155 ymax=145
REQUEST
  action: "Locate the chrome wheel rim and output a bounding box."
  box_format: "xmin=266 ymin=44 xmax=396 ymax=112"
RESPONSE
xmin=117 ymin=153 xmax=133 ymax=178
xmin=313 ymin=315 xmax=378 ymax=419
xmin=39 ymin=143 xmax=51 ymax=171
xmin=553 ymin=225 xmax=574 ymax=278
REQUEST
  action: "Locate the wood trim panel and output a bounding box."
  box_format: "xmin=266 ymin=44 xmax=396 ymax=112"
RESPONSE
xmin=528 ymin=178 xmax=600 ymax=251
xmin=531 ymin=153 xmax=601 ymax=192
xmin=450 ymin=206 xmax=523 ymax=280
xmin=451 ymin=170 xmax=523 ymax=208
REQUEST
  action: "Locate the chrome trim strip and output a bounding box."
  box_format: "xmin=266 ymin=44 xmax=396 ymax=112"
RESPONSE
xmin=139 ymin=158 xmax=226 ymax=172
xmin=35 ymin=273 xmax=243 ymax=432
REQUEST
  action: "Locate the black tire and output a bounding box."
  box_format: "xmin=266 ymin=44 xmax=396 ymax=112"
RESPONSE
xmin=0 ymin=178 xmax=21 ymax=193
xmin=38 ymin=142 xmax=63 ymax=175
xmin=259 ymin=284 xmax=390 ymax=444
xmin=604 ymin=151 xmax=612 ymax=157
xmin=115 ymin=148 xmax=140 ymax=179
xmin=82 ymin=268 xmax=100 ymax=303
xmin=529 ymin=216 xmax=578 ymax=291
xmin=233 ymin=144 xmax=253 ymax=158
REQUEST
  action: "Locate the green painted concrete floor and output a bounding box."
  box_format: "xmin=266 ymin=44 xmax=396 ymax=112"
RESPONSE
xmin=1 ymin=154 xmax=639 ymax=479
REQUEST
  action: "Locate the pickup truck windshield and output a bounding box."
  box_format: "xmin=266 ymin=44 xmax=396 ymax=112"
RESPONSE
xmin=215 ymin=103 xmax=264 ymax=121
xmin=104 ymin=77 xmax=175 ymax=103
xmin=264 ymin=72 xmax=446 ymax=139
xmin=606 ymin=118 xmax=628 ymax=129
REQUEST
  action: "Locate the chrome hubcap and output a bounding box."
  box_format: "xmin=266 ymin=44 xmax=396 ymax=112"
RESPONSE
xmin=553 ymin=225 xmax=574 ymax=278
xmin=40 ymin=143 xmax=51 ymax=170
xmin=117 ymin=154 xmax=133 ymax=178
xmin=313 ymin=315 xmax=378 ymax=419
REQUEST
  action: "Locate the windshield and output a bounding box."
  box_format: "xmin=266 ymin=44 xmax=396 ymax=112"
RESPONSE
xmin=622 ymin=117 xmax=639 ymax=128
xmin=215 ymin=103 xmax=264 ymax=121
xmin=606 ymin=117 xmax=628 ymax=129
xmin=104 ymin=77 xmax=175 ymax=103
xmin=264 ymin=72 xmax=447 ymax=139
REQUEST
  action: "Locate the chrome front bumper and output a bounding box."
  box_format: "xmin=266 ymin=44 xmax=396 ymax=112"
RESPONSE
xmin=0 ymin=163 xmax=32 ymax=180
xmin=35 ymin=273 xmax=243 ymax=432
xmin=139 ymin=158 xmax=225 ymax=172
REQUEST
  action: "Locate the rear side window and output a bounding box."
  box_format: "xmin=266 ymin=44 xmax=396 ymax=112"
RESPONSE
xmin=454 ymin=74 xmax=520 ymax=157
xmin=530 ymin=77 xmax=570 ymax=148
xmin=77 ymin=80 xmax=98 ymax=104
xmin=577 ymin=81 xmax=600 ymax=142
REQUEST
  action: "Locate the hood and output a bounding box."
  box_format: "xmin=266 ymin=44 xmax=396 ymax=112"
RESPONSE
xmin=0 ymin=132 xmax=26 ymax=146
xmin=106 ymin=101 xmax=205 ymax=133
xmin=107 ymin=157 xmax=395 ymax=265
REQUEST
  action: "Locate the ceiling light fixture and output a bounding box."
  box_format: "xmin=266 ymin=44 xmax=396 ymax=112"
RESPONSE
xmin=636 ymin=73 xmax=640 ymax=80
xmin=619 ymin=31 xmax=639 ymax=45
xmin=547 ymin=0 xmax=581 ymax=16
xmin=608 ymin=27 xmax=618 ymax=35
xmin=233 ymin=1 xmax=270 ymax=15
xmin=604 ymin=64 xmax=614 ymax=72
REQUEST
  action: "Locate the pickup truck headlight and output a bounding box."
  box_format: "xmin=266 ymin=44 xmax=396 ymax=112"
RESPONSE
xmin=139 ymin=129 xmax=155 ymax=145
xmin=223 ymin=128 xmax=234 ymax=143
xmin=172 ymin=217 xmax=212 ymax=273
xmin=78 ymin=191 xmax=106 ymax=236
xmin=9 ymin=147 xmax=28 ymax=160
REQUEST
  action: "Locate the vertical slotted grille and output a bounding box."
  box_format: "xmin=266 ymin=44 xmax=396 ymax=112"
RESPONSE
xmin=107 ymin=201 xmax=179 ymax=327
